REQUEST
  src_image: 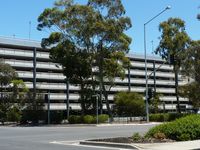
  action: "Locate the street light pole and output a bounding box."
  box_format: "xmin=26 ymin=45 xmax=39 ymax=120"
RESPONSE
xmin=92 ymin=94 xmax=99 ymax=124
xmin=66 ymin=79 xmax=69 ymax=120
xmin=144 ymin=6 xmax=171 ymax=122
xmin=96 ymin=96 xmax=99 ymax=124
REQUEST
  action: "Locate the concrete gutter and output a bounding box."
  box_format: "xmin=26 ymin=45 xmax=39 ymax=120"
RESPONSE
xmin=80 ymin=140 xmax=200 ymax=150
xmin=135 ymin=140 xmax=200 ymax=150
xmin=80 ymin=141 xmax=139 ymax=149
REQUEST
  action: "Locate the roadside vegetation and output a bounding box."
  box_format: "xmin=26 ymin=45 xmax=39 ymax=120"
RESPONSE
xmin=146 ymin=115 xmax=200 ymax=141
xmin=68 ymin=114 xmax=109 ymax=124
xmin=149 ymin=113 xmax=189 ymax=122
xmin=113 ymin=92 xmax=145 ymax=117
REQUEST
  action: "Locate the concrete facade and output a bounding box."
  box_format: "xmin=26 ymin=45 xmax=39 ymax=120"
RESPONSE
xmin=0 ymin=37 xmax=191 ymax=112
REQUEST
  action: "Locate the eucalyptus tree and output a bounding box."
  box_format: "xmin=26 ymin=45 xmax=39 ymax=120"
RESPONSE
xmin=0 ymin=61 xmax=18 ymax=124
xmin=0 ymin=60 xmax=17 ymax=94
xmin=155 ymin=18 xmax=190 ymax=113
xmin=87 ymin=0 xmax=132 ymax=116
xmin=179 ymin=41 xmax=200 ymax=109
xmin=37 ymin=0 xmax=132 ymax=116
xmin=37 ymin=0 xmax=98 ymax=114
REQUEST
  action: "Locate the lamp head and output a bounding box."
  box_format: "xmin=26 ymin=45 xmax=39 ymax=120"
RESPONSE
xmin=166 ymin=5 xmax=171 ymax=10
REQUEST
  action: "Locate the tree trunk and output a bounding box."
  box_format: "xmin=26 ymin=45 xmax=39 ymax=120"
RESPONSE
xmin=102 ymin=84 xmax=112 ymax=118
xmin=175 ymin=69 xmax=181 ymax=113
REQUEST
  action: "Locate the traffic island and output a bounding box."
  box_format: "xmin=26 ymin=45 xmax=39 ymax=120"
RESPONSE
xmin=80 ymin=140 xmax=139 ymax=149
xmin=79 ymin=115 xmax=200 ymax=149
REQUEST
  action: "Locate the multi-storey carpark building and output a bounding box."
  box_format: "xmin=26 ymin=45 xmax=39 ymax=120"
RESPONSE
xmin=0 ymin=37 xmax=192 ymax=113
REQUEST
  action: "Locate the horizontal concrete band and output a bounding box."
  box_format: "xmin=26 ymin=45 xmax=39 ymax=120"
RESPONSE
xmin=79 ymin=141 xmax=138 ymax=149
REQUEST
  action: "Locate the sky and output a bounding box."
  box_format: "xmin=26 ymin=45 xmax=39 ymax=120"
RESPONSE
xmin=0 ymin=0 xmax=200 ymax=55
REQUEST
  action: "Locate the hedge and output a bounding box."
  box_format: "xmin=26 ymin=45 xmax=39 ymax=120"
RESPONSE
xmin=149 ymin=113 xmax=189 ymax=122
xmin=68 ymin=114 xmax=109 ymax=124
xmin=146 ymin=115 xmax=200 ymax=141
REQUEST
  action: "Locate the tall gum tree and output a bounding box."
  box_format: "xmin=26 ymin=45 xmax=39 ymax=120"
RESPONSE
xmin=155 ymin=18 xmax=190 ymax=113
xmin=179 ymin=41 xmax=200 ymax=109
xmin=87 ymin=0 xmax=132 ymax=117
xmin=37 ymin=0 xmax=132 ymax=116
xmin=37 ymin=0 xmax=99 ymax=115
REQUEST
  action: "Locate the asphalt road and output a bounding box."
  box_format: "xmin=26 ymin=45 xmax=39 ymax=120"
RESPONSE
xmin=0 ymin=124 xmax=156 ymax=150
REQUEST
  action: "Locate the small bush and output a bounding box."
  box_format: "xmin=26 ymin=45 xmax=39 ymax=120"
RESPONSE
xmin=50 ymin=111 xmax=63 ymax=124
xmin=68 ymin=114 xmax=109 ymax=124
xmin=132 ymin=132 xmax=141 ymax=141
xmin=21 ymin=110 xmax=46 ymax=124
xmin=83 ymin=115 xmax=94 ymax=124
xmin=153 ymin=132 xmax=166 ymax=140
xmin=68 ymin=115 xmax=82 ymax=124
xmin=178 ymin=133 xmax=191 ymax=141
xmin=7 ymin=107 xmax=22 ymax=122
xmin=149 ymin=113 xmax=189 ymax=122
xmin=98 ymin=114 xmax=109 ymax=123
xmin=146 ymin=115 xmax=200 ymax=141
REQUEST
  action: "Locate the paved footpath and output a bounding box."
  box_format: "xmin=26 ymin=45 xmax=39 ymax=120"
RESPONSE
xmin=135 ymin=140 xmax=200 ymax=150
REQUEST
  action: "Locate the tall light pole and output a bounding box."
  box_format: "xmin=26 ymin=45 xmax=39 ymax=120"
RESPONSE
xmin=92 ymin=94 xmax=99 ymax=124
xmin=144 ymin=6 xmax=171 ymax=122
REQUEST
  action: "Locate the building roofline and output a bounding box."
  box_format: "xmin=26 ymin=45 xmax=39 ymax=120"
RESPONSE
xmin=0 ymin=36 xmax=164 ymax=61
xmin=0 ymin=36 xmax=41 ymax=49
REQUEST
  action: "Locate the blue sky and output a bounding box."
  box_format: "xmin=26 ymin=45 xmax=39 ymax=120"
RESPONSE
xmin=0 ymin=0 xmax=200 ymax=55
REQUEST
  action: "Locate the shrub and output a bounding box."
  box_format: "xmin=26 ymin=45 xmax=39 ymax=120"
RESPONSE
xmin=149 ymin=113 xmax=189 ymax=122
xmin=68 ymin=115 xmax=82 ymax=124
xmin=132 ymin=132 xmax=141 ymax=141
xmin=21 ymin=110 xmax=46 ymax=124
xmin=83 ymin=115 xmax=94 ymax=124
xmin=50 ymin=111 xmax=63 ymax=124
xmin=114 ymin=92 xmax=145 ymax=116
xmin=153 ymin=132 xmax=166 ymax=140
xmin=68 ymin=114 xmax=108 ymax=124
xmin=7 ymin=107 xmax=22 ymax=122
xmin=98 ymin=114 xmax=109 ymax=123
xmin=146 ymin=115 xmax=200 ymax=141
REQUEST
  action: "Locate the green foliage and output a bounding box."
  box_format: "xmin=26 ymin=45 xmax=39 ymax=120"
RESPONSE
xmin=83 ymin=115 xmax=94 ymax=124
xmin=98 ymin=114 xmax=109 ymax=123
xmin=7 ymin=107 xmax=22 ymax=122
xmin=146 ymin=115 xmax=200 ymax=141
xmin=0 ymin=60 xmax=17 ymax=86
xmin=21 ymin=93 xmax=45 ymax=124
xmin=132 ymin=132 xmax=142 ymax=141
xmin=180 ymin=41 xmax=200 ymax=108
xmin=37 ymin=0 xmax=132 ymax=116
xmin=0 ymin=97 xmax=10 ymax=124
xmin=114 ymin=92 xmax=145 ymax=116
xmin=149 ymin=113 xmax=167 ymax=122
xmin=68 ymin=114 xmax=109 ymax=124
xmin=155 ymin=18 xmax=191 ymax=64
xmin=0 ymin=61 xmax=28 ymax=124
xmin=150 ymin=93 xmax=162 ymax=113
xmin=181 ymin=41 xmax=200 ymax=83
xmin=68 ymin=115 xmax=82 ymax=124
xmin=50 ymin=111 xmax=63 ymax=124
xmin=179 ymin=82 xmax=200 ymax=108
xmin=149 ymin=113 xmax=188 ymax=122
xmin=155 ymin=17 xmax=191 ymax=113
xmin=21 ymin=110 xmax=45 ymax=124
